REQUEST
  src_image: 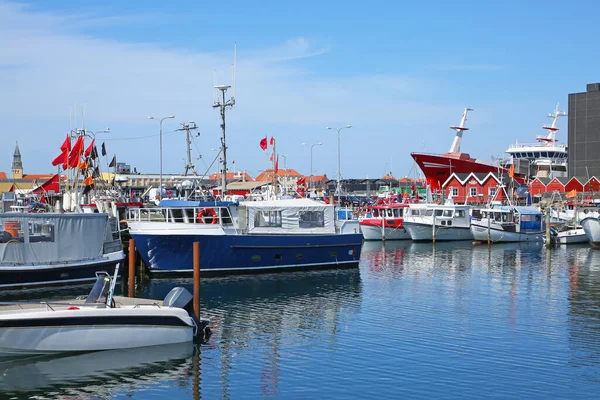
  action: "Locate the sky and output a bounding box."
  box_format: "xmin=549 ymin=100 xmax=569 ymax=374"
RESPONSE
xmin=1 ymin=0 xmax=599 ymax=180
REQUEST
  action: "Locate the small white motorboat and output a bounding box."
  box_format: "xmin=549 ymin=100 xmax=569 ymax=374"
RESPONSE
xmin=0 ymin=268 xmax=210 ymax=357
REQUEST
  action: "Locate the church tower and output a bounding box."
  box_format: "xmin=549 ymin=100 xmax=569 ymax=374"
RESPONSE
xmin=12 ymin=142 xmax=23 ymax=179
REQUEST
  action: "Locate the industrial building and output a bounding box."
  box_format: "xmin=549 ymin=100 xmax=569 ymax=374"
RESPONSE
xmin=568 ymin=83 xmax=600 ymax=179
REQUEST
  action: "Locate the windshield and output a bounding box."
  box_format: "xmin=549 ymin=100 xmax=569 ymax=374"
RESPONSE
xmin=85 ymin=272 xmax=111 ymax=305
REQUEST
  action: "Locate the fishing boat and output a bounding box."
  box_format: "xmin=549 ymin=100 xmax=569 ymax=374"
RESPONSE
xmin=127 ymin=198 xmax=363 ymax=276
xmin=581 ymin=217 xmax=600 ymax=246
xmin=0 ymin=213 xmax=124 ymax=289
xmin=0 ymin=270 xmax=206 ymax=357
xmin=470 ymin=206 xmax=544 ymax=243
xmin=411 ymin=108 xmax=506 ymax=193
xmin=359 ymin=203 xmax=410 ymax=241
xmin=402 ymin=202 xmax=472 ymax=241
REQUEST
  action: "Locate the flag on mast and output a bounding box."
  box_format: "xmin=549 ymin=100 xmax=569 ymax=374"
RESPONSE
xmin=259 ymin=137 xmax=267 ymax=150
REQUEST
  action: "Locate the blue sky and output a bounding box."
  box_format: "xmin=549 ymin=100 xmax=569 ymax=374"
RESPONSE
xmin=0 ymin=0 xmax=598 ymax=180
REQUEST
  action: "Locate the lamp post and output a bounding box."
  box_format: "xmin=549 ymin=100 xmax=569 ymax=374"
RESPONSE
xmin=302 ymin=142 xmax=322 ymax=191
xmin=326 ymin=125 xmax=351 ymax=203
xmin=148 ymin=115 xmax=175 ymax=201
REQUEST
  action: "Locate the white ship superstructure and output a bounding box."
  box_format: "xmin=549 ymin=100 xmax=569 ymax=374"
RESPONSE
xmin=505 ymin=104 xmax=568 ymax=179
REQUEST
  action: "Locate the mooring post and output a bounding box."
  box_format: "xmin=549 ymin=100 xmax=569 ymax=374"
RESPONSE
xmin=128 ymin=238 xmax=135 ymax=297
xmin=193 ymin=241 xmax=200 ymax=319
xmin=545 ymin=208 xmax=551 ymax=249
xmin=432 ymin=213 xmax=436 ymax=243
xmin=487 ymin=212 xmax=491 ymax=246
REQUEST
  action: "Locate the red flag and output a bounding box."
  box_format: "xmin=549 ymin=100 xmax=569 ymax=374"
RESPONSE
xmin=68 ymin=136 xmax=85 ymax=168
xmin=259 ymin=137 xmax=267 ymax=150
xmin=84 ymin=138 xmax=95 ymax=158
xmin=297 ymin=176 xmax=306 ymax=185
xmin=275 ymin=156 xmax=279 ymax=173
xmin=270 ymin=152 xmax=274 ymax=161
xmin=270 ymin=136 xmax=274 ymax=145
xmin=51 ymin=134 xmax=71 ymax=169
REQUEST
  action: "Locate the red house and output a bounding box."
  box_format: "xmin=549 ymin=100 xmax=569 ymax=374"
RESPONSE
xmin=564 ymin=177 xmax=584 ymax=193
xmin=443 ymin=172 xmax=508 ymax=204
xmin=545 ymin=177 xmax=567 ymax=193
xmin=529 ymin=177 xmax=548 ymax=196
xmin=584 ymin=176 xmax=600 ymax=192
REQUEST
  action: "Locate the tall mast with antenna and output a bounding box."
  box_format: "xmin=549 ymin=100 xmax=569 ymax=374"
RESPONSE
xmin=179 ymin=121 xmax=199 ymax=176
xmin=448 ymin=108 xmax=474 ymax=153
xmin=212 ymin=44 xmax=236 ymax=198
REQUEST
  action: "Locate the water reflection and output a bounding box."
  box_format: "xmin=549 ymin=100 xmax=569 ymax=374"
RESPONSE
xmin=143 ymin=269 xmax=363 ymax=399
xmin=0 ymin=342 xmax=196 ymax=399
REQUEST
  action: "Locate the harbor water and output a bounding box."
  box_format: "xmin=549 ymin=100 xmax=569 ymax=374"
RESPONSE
xmin=2 ymin=241 xmax=600 ymax=399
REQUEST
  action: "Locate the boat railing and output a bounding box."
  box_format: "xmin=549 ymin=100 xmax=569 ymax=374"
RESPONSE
xmin=507 ymin=143 xmax=567 ymax=150
xmin=0 ymin=301 xmax=108 ymax=311
xmin=127 ymin=206 xmax=233 ymax=226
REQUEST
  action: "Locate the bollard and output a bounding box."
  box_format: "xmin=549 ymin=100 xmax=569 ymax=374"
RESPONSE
xmin=128 ymin=239 xmax=135 ymax=297
xmin=545 ymin=209 xmax=551 ymax=249
xmin=193 ymin=241 xmax=200 ymax=319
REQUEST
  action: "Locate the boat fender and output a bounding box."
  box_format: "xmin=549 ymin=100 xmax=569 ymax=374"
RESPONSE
xmin=197 ymin=208 xmax=218 ymax=224
xmin=67 ymin=306 xmax=80 ymax=310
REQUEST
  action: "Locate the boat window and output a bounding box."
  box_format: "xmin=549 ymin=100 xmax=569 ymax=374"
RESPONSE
xmin=393 ymin=209 xmax=400 ymax=218
xmin=26 ymin=221 xmax=55 ymax=243
xmin=425 ymin=209 xmax=434 ymax=216
xmin=455 ymin=210 xmax=465 ymax=218
xmin=411 ymin=209 xmax=421 ymax=216
xmin=547 ymin=152 xmax=555 ymax=158
xmin=434 ymin=209 xmax=443 ymax=216
xmin=501 ymin=213 xmax=509 ymax=222
xmin=494 ymin=212 xmax=502 ymax=222
xmin=387 ymin=209 xmax=394 ymax=218
xmin=299 ymin=211 xmax=325 ymax=228
xmin=442 ymin=210 xmax=453 ymax=217
xmin=527 ymin=152 xmax=534 ymax=157
xmin=541 ymin=152 xmax=548 ymax=157
xmin=220 ymin=208 xmax=233 ymax=224
xmin=372 ymin=209 xmax=380 ymax=218
xmin=84 ymin=272 xmax=111 ymax=305
xmin=254 ymin=211 xmax=282 ymax=227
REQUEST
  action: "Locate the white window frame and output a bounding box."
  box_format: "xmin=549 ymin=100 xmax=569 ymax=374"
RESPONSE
xmin=488 ymin=187 xmax=497 ymax=197
xmin=470 ymin=187 xmax=478 ymax=197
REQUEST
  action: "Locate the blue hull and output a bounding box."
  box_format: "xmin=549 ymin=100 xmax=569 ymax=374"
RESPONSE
xmin=131 ymin=233 xmax=363 ymax=276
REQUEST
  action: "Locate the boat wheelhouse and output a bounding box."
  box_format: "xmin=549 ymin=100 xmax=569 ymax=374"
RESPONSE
xmin=402 ymin=203 xmax=472 ymax=242
xmin=359 ymin=203 xmax=410 ymax=241
xmin=127 ymin=198 xmax=363 ymax=276
xmin=470 ymin=206 xmax=544 ymax=243
xmin=0 ymin=213 xmax=124 ymax=289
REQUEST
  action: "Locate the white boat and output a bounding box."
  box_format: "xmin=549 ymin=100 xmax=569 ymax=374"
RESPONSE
xmin=552 ymin=224 xmax=588 ymax=244
xmin=359 ymin=203 xmax=411 ymax=241
xmin=505 ymin=104 xmax=568 ymax=179
xmin=581 ymin=217 xmax=600 ymax=246
xmin=402 ymin=203 xmax=472 ymax=241
xmin=470 ymin=206 xmax=544 ymax=243
xmin=0 ymin=213 xmax=124 ymax=289
xmin=0 ymin=270 xmax=207 ymax=357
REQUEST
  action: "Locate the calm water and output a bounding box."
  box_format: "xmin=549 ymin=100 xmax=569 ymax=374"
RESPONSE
xmin=2 ymin=241 xmax=600 ymax=399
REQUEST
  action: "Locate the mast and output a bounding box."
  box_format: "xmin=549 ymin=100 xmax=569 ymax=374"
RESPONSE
xmin=212 ymin=44 xmax=237 ymax=198
xmin=180 ymin=121 xmax=198 ymax=176
xmin=540 ymin=103 xmax=567 ymax=143
xmin=448 ymin=108 xmax=473 ymax=153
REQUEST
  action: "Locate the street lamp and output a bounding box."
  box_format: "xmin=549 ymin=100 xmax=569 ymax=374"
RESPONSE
xmin=148 ymin=115 xmax=175 ymax=201
xmin=326 ymin=125 xmax=351 ymax=202
xmin=302 ymin=142 xmax=322 ymax=191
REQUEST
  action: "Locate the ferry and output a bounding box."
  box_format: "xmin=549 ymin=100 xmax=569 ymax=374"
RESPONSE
xmin=359 ymin=203 xmax=410 ymax=241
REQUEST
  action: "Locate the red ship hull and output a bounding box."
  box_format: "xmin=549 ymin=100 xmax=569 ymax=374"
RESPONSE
xmin=411 ymin=152 xmax=506 ymax=192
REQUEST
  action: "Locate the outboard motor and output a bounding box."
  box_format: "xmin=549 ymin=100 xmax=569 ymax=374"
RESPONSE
xmin=163 ymin=287 xmax=211 ymax=341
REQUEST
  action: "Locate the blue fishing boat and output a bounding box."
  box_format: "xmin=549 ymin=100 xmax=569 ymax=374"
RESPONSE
xmin=126 ymin=198 xmax=362 ymax=276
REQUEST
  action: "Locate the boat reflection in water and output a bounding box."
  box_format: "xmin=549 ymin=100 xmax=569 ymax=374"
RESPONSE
xmin=144 ymin=268 xmax=363 ymax=399
xmin=0 ymin=342 xmax=195 ymax=398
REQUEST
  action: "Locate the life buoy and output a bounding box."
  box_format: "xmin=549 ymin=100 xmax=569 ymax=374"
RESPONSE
xmin=197 ymin=208 xmax=218 ymax=224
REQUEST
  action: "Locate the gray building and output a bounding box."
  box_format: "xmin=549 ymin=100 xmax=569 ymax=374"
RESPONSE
xmin=568 ymin=83 xmax=600 ymax=178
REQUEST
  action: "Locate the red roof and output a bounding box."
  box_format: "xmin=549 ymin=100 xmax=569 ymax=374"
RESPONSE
xmin=22 ymin=174 xmax=55 ymax=180
xmin=255 ymin=169 xmax=301 ymax=181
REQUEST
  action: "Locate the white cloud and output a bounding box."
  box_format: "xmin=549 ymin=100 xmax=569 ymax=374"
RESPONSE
xmin=0 ymin=1 xmax=459 ymax=179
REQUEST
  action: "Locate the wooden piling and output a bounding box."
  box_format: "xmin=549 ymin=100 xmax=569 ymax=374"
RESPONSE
xmin=128 ymin=239 xmax=135 ymax=298
xmin=193 ymin=241 xmax=200 ymax=319
xmin=545 ymin=209 xmax=551 ymax=249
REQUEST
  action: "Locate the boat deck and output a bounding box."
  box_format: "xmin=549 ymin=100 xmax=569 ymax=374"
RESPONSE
xmin=0 ymin=296 xmax=161 ymax=311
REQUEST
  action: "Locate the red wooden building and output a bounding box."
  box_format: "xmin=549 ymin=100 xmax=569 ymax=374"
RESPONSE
xmin=442 ymin=172 xmax=508 ymax=204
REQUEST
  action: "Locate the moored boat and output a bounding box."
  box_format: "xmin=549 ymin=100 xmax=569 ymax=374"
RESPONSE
xmin=470 ymin=206 xmax=544 ymax=243
xmin=552 ymin=224 xmax=588 ymax=244
xmin=359 ymin=203 xmax=410 ymax=241
xmin=402 ymin=203 xmax=472 ymax=241
xmin=0 ymin=271 xmax=205 ymax=357
xmin=581 ymin=217 xmax=600 ymax=246
xmin=0 ymin=213 xmax=124 ymax=289
xmin=127 ymin=198 xmax=363 ymax=276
